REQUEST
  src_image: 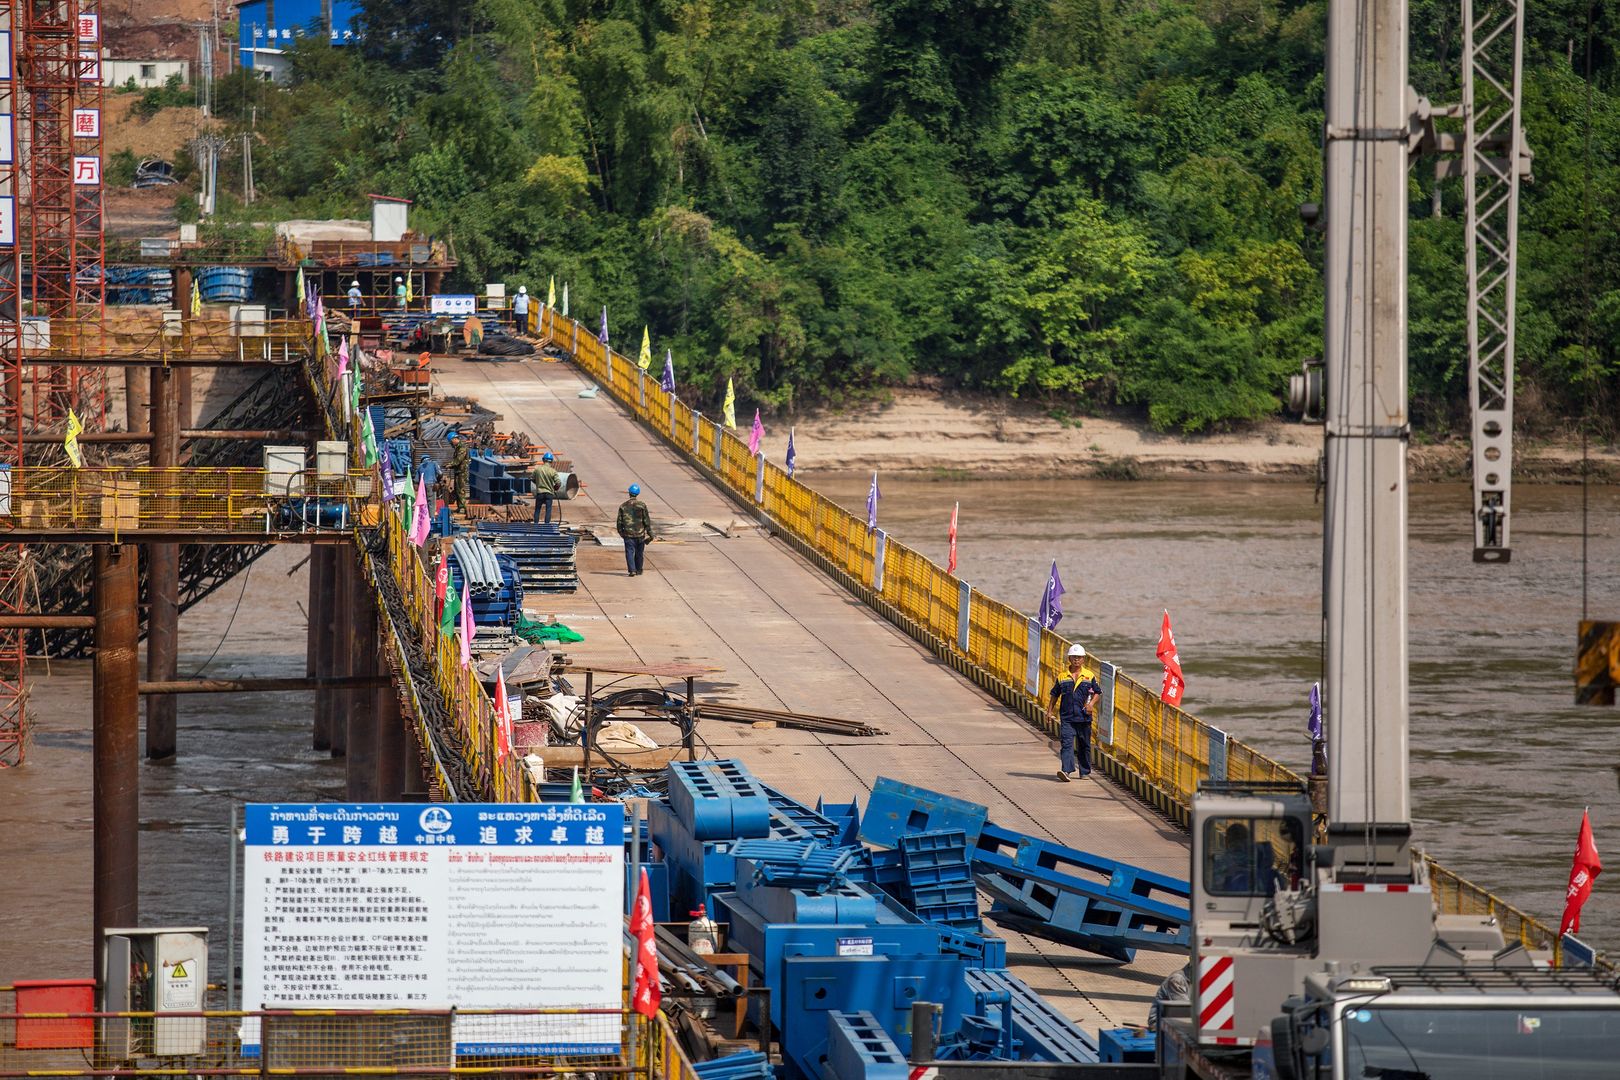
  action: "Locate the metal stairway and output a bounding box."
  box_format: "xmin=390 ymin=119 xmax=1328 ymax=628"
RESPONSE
xmin=26 ymin=365 xmax=312 ymax=658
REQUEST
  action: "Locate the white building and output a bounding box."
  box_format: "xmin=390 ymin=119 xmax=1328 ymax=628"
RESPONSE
xmin=104 ymin=59 xmax=191 ymax=90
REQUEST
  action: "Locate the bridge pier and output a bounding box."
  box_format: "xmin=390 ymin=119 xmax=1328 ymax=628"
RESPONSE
xmin=144 ymin=367 xmax=181 ymax=762
xmin=345 ymin=562 xmax=378 ymax=800
xmin=94 ymin=543 xmax=140 ymax=984
xmin=327 ymin=550 xmax=351 ymax=757
xmin=376 ymin=684 xmax=407 ymax=801
xmin=309 ymin=546 xmax=334 ymax=751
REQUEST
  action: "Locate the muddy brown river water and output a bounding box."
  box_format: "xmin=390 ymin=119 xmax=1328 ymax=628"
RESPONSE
xmin=813 ymin=473 xmax=1620 ymax=951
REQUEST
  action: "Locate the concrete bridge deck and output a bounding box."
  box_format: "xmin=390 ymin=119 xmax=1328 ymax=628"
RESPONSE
xmin=435 ymin=354 xmax=1191 ymax=1032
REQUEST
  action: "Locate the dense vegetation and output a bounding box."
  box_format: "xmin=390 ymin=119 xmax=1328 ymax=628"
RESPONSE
xmin=212 ymin=0 xmax=1618 ymax=432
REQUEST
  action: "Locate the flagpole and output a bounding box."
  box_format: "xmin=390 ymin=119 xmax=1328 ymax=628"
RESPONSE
xmin=626 ymin=802 xmax=643 ymax=1068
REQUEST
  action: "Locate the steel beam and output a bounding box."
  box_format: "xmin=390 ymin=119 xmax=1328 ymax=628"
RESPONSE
xmin=93 ymin=544 xmax=140 ymax=982
xmin=138 ymin=675 xmax=391 ymax=694
xmin=345 ymin=559 xmax=377 ymax=798
xmin=145 ymin=367 xmax=180 ymax=762
xmin=309 ymin=546 xmax=333 ymax=751
xmin=0 ymin=614 xmax=96 ymax=628
xmin=21 ymin=428 xmax=318 ymax=443
xmin=327 ymin=550 xmax=351 ymax=757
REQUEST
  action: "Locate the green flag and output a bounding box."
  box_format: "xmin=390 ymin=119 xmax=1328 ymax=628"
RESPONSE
xmin=440 ymin=580 xmax=462 ymax=636
xmin=350 ymin=369 xmax=362 ymax=416
xmin=570 ymin=767 xmax=584 ymax=803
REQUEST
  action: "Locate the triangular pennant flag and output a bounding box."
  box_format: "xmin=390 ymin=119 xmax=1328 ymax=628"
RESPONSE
xmin=562 ymin=282 xmax=569 ymax=317
xmin=570 ymin=766 xmax=584 ymax=803
xmin=723 ymin=378 xmax=737 ymax=429
xmin=547 ymin=276 xmax=556 ymax=310
xmin=338 ymin=338 xmax=350 ymax=377
xmin=190 ymin=279 xmax=202 ymax=317
xmin=493 ymin=665 xmax=513 ymax=761
xmin=410 ymin=477 xmax=431 ymax=547
xmin=638 ymin=326 xmax=652 ymax=371
xmin=748 ymin=409 xmax=764 ymax=456
xmin=296 ymin=267 xmax=306 ymax=306
xmin=459 ymin=579 xmax=474 ymax=669
xmin=661 ymin=349 xmax=676 ymax=394
xmin=63 ymin=408 xmax=84 ymax=467
xmin=785 ymin=427 xmax=796 ymax=476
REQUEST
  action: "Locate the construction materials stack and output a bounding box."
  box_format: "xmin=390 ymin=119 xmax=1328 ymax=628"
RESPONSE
xmin=474 ymin=521 xmax=579 ymax=593
xmin=637 ymin=760 xmax=1196 ymax=1080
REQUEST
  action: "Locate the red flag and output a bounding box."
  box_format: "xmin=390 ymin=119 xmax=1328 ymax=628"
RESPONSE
xmin=493 ymin=665 xmax=513 ymax=761
xmin=1157 ymin=609 xmax=1184 ymax=707
xmin=947 ymin=502 xmax=959 ymax=575
xmin=434 ymin=557 xmax=448 ymax=619
xmin=630 ymin=867 xmax=661 ymax=1017
xmin=1560 ymin=811 xmax=1602 ymax=936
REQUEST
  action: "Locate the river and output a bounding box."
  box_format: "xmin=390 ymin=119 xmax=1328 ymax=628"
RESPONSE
xmin=813 ymin=473 xmax=1620 ymax=952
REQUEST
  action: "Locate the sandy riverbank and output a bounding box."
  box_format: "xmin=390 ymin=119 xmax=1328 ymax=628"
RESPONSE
xmin=747 ymin=389 xmax=1620 ymax=481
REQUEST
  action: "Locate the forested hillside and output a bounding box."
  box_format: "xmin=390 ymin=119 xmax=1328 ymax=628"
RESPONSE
xmin=219 ymin=0 xmax=1617 ymax=432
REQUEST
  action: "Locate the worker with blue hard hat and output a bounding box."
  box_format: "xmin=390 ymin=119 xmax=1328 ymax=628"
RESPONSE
xmin=530 ymin=450 xmax=562 ymax=525
xmin=616 ymin=483 xmax=654 ymax=576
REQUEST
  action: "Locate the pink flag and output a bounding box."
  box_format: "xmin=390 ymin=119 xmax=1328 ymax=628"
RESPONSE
xmin=459 ymin=579 xmax=473 ymax=669
xmin=410 ymin=477 xmax=431 ymax=547
xmin=947 ymin=502 xmax=959 ymax=574
xmin=748 ymin=409 xmax=765 ymax=456
xmin=493 ymin=665 xmax=513 ymax=760
xmin=337 ymin=338 xmax=350 ymax=377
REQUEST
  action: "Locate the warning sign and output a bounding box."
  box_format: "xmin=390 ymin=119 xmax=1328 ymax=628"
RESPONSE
xmin=161 ymin=960 xmax=198 ymax=1010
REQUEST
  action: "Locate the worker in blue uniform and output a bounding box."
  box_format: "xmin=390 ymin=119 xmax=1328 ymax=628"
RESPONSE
xmin=1046 ymin=643 xmax=1101 ymax=781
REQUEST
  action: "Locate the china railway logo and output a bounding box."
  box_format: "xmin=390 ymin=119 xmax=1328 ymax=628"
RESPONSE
xmin=420 ymin=807 xmax=453 ymax=834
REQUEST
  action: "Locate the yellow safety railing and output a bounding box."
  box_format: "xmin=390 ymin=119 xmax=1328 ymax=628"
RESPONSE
xmin=1 ymin=465 xmax=371 ymax=534
xmin=0 ymin=1008 xmax=655 ymax=1078
xmin=537 ymin=304 xmax=1608 ymax=971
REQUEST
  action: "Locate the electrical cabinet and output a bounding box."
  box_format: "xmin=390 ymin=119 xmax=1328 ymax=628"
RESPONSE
xmin=101 ymin=928 xmax=209 ymax=1058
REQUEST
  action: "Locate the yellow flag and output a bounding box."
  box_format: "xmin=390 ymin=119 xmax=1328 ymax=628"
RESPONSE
xmin=547 ymin=276 xmax=556 ymax=309
xmin=723 ymin=378 xmax=737 ymax=429
xmin=404 ymin=273 xmax=414 ymax=304
xmin=190 ymin=279 xmax=202 ymax=317
xmin=295 ymin=268 xmax=305 ymax=305
xmin=64 ymin=408 xmax=84 ymax=467
xmin=638 ymin=326 xmax=652 ymax=371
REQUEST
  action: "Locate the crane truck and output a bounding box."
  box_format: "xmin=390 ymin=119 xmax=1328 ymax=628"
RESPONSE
xmin=1152 ymin=0 xmax=1620 ymax=1074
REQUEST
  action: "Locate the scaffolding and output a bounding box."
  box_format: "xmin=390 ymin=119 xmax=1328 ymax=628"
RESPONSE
xmin=0 ymin=4 xmax=26 ymax=766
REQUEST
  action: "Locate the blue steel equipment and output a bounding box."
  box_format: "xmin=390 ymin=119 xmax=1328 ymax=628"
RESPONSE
xmin=635 ymin=760 xmax=1193 ymax=1080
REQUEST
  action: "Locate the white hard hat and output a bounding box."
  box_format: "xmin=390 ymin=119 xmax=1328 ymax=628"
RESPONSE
xmin=518 ymin=285 xmax=527 ymax=294
xmin=1066 ymin=644 xmax=1086 ymax=659
xmin=395 ymin=276 xmax=403 ymax=283
xmin=350 ymin=280 xmax=360 ymax=287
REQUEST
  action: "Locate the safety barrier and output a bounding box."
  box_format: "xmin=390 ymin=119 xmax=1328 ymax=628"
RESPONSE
xmin=0 ymin=465 xmax=371 ymax=535
xmin=538 ymin=305 xmax=1607 ymax=972
xmin=0 ymin=1008 xmax=654 ymax=1078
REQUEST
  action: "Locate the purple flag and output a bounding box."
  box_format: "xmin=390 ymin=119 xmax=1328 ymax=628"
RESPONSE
xmin=459 ymin=579 xmax=473 ymax=669
xmin=661 ymin=348 xmax=676 ymax=394
xmin=1037 ymin=560 xmax=1065 ymax=629
xmin=748 ymin=410 xmax=764 ymax=456
xmin=380 ymin=443 xmax=396 ymax=502
xmin=598 ymin=306 xmax=609 ymax=344
xmin=1308 ymin=681 xmax=1323 ymax=741
xmin=866 ymin=471 xmax=880 ymax=530
xmin=410 ymin=477 xmax=431 ymax=547
xmin=785 ymin=427 xmax=796 ymax=477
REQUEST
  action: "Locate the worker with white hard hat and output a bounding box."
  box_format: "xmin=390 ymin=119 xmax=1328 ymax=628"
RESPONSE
xmin=512 ymin=284 xmax=530 ymax=330
xmin=1046 ymin=643 xmax=1101 ymax=781
xmin=347 ymin=279 xmax=363 ymax=309
xmin=394 ymin=275 xmax=408 ymax=310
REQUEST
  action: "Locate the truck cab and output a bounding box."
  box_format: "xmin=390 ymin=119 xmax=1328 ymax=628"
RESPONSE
xmin=1254 ymin=966 xmax=1620 ymax=1080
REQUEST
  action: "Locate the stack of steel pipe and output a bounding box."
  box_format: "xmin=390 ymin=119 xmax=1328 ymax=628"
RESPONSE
xmin=698 ymin=702 xmax=884 ymax=737
xmin=653 ymin=924 xmax=746 ymax=998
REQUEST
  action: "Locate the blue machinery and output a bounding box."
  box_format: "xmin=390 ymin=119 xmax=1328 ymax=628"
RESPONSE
xmin=640 ymin=762 xmax=1191 ymax=1079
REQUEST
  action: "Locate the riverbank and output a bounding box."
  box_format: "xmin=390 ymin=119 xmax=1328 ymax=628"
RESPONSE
xmin=753 ymin=389 xmax=1620 ymax=481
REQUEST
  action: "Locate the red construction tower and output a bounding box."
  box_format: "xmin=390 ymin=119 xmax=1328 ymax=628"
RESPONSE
xmin=0 ymin=4 xmax=27 ymax=766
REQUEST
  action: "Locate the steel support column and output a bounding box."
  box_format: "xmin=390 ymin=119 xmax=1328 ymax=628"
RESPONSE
xmin=92 ymin=543 xmax=139 ymax=982
xmin=375 ymin=684 xmax=406 ymax=801
xmin=326 ymin=549 xmax=350 ymax=757
xmin=309 ymin=545 xmax=332 ymax=751
xmin=144 ymin=366 xmax=179 ymax=761
xmin=345 ymin=561 xmax=376 ymax=799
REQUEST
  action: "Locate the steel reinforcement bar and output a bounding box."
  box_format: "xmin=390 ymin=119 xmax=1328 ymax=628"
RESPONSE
xmin=537 ymin=305 xmax=1605 ymax=972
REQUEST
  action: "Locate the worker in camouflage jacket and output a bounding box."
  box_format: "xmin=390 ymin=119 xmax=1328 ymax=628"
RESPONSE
xmin=616 ymin=483 xmax=654 ymax=576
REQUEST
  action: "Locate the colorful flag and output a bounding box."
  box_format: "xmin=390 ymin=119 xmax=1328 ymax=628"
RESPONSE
xmin=748 ymin=409 xmax=764 ymax=456
xmin=570 ymin=766 xmax=584 ymax=803
xmin=410 ymin=477 xmax=430 ymax=547
xmin=1308 ymin=682 xmax=1323 ymax=741
xmin=380 ymin=442 xmax=396 ymax=503
xmin=723 ymin=378 xmax=737 ymax=429
xmin=63 ymin=408 xmax=84 ymax=467
xmin=435 ymin=554 xmax=450 ymax=622
xmin=638 ymin=326 xmax=652 ymax=371
xmin=459 ymin=579 xmax=473 ymax=669
xmin=360 ymin=411 xmax=379 ymax=467
xmin=947 ymin=502 xmax=959 ymax=575
xmin=493 ymin=665 xmax=513 ymax=761
xmin=547 ymin=275 xmax=556 ymax=310
xmin=439 ymin=571 xmax=460 ymax=636
xmin=562 ymin=282 xmax=569 ymax=318
xmin=1037 ymin=560 xmax=1064 ymax=629
xmin=661 ymin=349 xmax=676 ymax=394
xmin=1560 ymin=810 xmax=1603 ymax=936
xmin=191 ymin=278 xmax=202 ymax=318
xmin=404 ymin=272 xmax=413 ymax=305
xmin=598 ymin=306 xmax=609 ymax=344
xmin=630 ymin=866 xmax=662 ymax=1017
xmin=1157 ymin=610 xmax=1185 ymax=707
xmin=337 ymin=338 xmax=350 ymax=377
xmin=785 ymin=427 xmax=796 ymax=477
xmin=295 ymin=267 xmax=305 ymax=307
xmin=349 ymin=368 xmax=362 ymax=416
xmin=866 ymin=471 xmax=880 ymax=530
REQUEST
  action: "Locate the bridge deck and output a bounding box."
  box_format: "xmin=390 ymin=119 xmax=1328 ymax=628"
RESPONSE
xmin=436 ymin=355 xmax=1191 ymax=1033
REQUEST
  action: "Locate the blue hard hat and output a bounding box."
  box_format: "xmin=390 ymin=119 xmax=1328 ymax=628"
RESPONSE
xmin=629 ymin=483 xmax=641 ymax=496
xmin=542 ymin=452 xmax=554 ymax=462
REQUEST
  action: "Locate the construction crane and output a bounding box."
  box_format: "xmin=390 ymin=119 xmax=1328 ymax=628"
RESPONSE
xmin=1157 ymin=0 xmax=1620 ymax=1075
